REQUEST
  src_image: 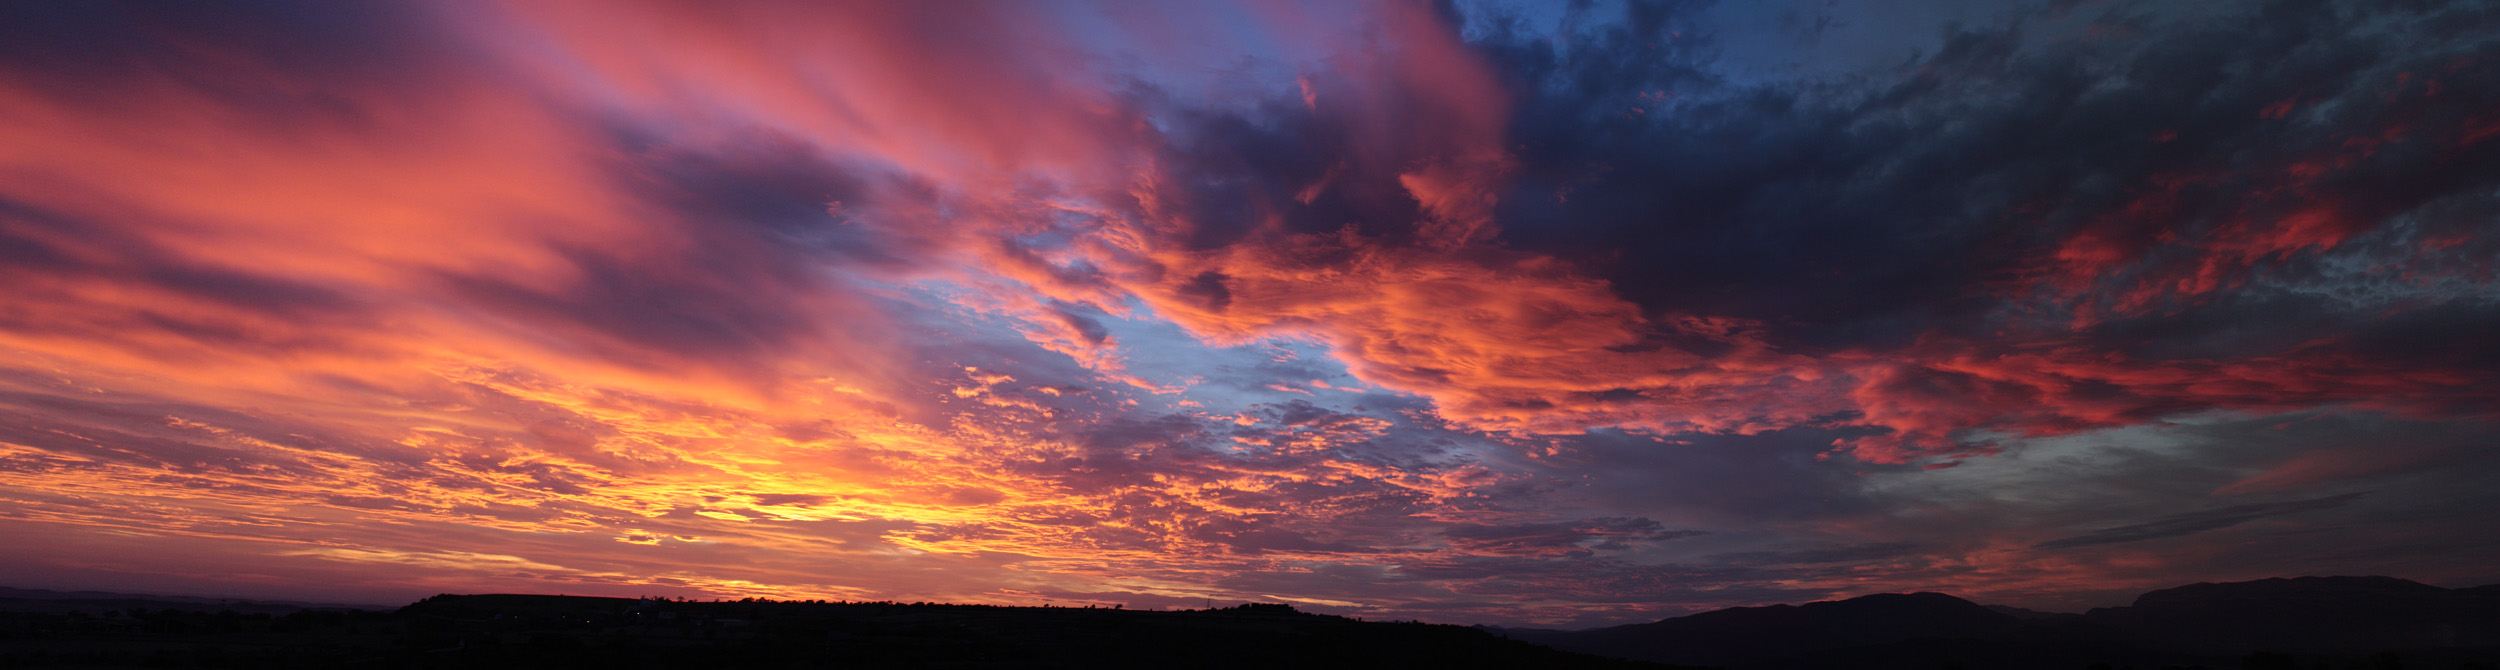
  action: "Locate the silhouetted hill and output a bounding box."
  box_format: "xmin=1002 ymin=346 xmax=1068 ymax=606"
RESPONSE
xmin=1509 ymin=592 xmax=2029 ymax=668
xmin=1 ymin=594 xmax=1685 ymax=669
xmin=1982 ymin=603 xmax=2080 ymax=622
xmin=2085 ymin=576 xmax=2500 ymax=653
xmin=1517 ymin=576 xmax=2500 ymax=669
xmin=12 ymin=578 xmax=2500 ymax=669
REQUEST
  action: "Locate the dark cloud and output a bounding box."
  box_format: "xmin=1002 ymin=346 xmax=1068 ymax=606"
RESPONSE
xmin=1188 ymin=519 xmax=1368 ymax=556
xmin=1543 ymin=427 xmax=1888 ymax=524
xmin=2032 ymin=492 xmax=2366 ymax=549
xmin=1709 ymin=542 xmax=1926 ymax=567
xmin=1445 ymin=517 xmax=1706 ymax=557
xmin=438 ymin=245 xmax=815 ymax=366
xmin=1472 ymin=0 xmax=2500 ymax=356
xmin=623 ymin=132 xmax=924 ymax=268
xmin=0 ymin=1 xmax=458 ymax=102
xmin=0 ymin=200 xmax=377 ymax=361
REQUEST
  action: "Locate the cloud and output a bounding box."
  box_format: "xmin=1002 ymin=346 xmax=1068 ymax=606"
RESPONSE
xmin=1444 ymin=517 xmax=1707 ymax=558
xmin=2031 ymin=492 xmax=2367 ymax=550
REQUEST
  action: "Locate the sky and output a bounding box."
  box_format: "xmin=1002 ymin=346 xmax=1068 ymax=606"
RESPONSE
xmin=0 ymin=0 xmax=2495 ymax=628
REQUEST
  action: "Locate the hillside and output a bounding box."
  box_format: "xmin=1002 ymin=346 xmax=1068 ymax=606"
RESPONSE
xmin=9 ymin=577 xmax=2500 ymax=669
xmin=0 ymin=595 xmax=1680 ymax=669
xmin=1511 ymin=576 xmax=2500 ymax=669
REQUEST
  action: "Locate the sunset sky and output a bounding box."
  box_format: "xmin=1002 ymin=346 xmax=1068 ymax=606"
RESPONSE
xmin=2 ymin=0 xmax=2496 ymax=628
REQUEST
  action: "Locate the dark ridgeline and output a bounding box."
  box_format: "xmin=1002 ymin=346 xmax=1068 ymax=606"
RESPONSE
xmin=1500 ymin=592 xmax=2027 ymax=667
xmin=0 ymin=595 xmax=1681 ymax=669
xmin=6 ymin=577 xmax=2500 ymax=669
xmin=1506 ymin=576 xmax=2500 ymax=670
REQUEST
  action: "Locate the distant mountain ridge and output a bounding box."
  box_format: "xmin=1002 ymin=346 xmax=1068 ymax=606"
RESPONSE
xmin=2093 ymin=576 xmax=2500 ymax=652
xmin=1508 ymin=576 xmax=2500 ymax=669
xmin=1508 ymin=592 xmax=2022 ymax=667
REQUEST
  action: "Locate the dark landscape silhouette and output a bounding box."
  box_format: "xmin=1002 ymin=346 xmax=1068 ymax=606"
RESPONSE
xmin=0 ymin=590 xmax=1667 ymax=669
xmin=1509 ymin=576 xmax=2500 ymax=669
xmin=4 ymin=576 xmax=2498 ymax=669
